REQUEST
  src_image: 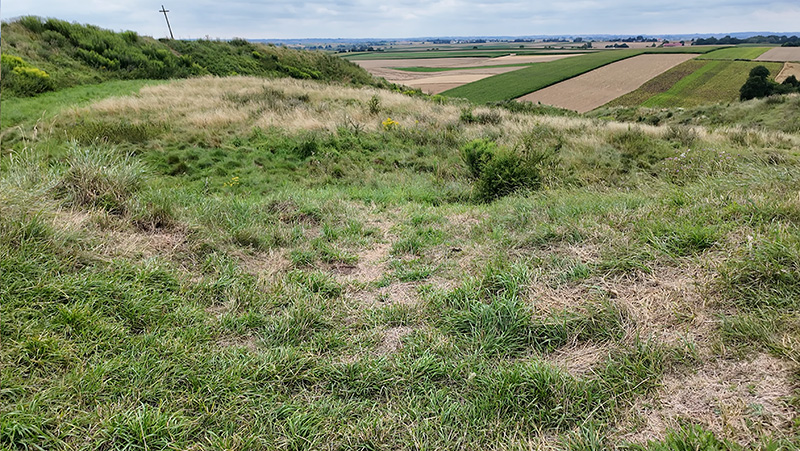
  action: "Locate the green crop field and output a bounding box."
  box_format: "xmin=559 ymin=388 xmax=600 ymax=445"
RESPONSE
xmin=643 ymin=60 xmax=783 ymax=107
xmin=697 ymin=46 xmax=772 ymax=60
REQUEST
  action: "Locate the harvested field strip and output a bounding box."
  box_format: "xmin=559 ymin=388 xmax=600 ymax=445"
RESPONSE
xmin=643 ymin=61 xmax=783 ymax=107
xmin=393 ymin=63 xmax=535 ymax=72
xmin=697 ymin=47 xmax=771 ymax=60
xmin=343 ymin=50 xmax=587 ymax=60
xmin=441 ymin=50 xmax=645 ymax=103
xmin=517 ymin=54 xmax=698 ymax=113
xmin=776 ymin=62 xmax=800 ymax=83
xmin=604 ymin=59 xmax=708 ymax=108
xmin=756 ymin=47 xmax=800 ymax=62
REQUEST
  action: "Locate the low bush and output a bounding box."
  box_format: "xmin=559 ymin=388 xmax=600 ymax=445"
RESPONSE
xmin=461 ymin=139 xmax=543 ymax=201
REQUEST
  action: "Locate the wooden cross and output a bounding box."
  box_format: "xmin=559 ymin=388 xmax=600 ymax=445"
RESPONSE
xmin=159 ymin=5 xmax=175 ymax=40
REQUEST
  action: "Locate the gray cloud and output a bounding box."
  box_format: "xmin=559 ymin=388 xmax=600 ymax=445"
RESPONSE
xmin=4 ymin=0 xmax=799 ymax=39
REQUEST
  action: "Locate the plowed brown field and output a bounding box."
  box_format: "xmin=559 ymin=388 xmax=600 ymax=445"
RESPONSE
xmin=517 ymin=54 xmax=698 ymax=113
xmin=755 ymin=47 xmax=800 ymax=62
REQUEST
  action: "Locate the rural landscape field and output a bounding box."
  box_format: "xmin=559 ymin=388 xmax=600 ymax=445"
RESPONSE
xmin=2 ymin=14 xmax=800 ymax=451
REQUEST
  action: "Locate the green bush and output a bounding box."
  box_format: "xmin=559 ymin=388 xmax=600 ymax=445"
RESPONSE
xmin=461 ymin=139 xmax=543 ymax=201
xmin=461 ymin=139 xmax=497 ymax=179
xmin=0 ymin=54 xmax=55 ymax=96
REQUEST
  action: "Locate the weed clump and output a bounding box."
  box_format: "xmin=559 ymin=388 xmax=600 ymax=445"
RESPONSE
xmin=461 ymin=139 xmax=543 ymax=202
xmin=54 ymin=144 xmax=144 ymax=214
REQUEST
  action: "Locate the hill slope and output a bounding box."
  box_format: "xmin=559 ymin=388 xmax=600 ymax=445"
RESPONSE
xmin=2 ymin=74 xmax=799 ymax=449
xmin=0 ymin=16 xmax=386 ymax=97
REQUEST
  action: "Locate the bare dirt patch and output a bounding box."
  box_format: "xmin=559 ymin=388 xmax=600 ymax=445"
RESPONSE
xmin=619 ymin=354 xmax=798 ymax=446
xmin=547 ymin=342 xmax=612 ymax=376
xmin=776 ymin=62 xmax=800 ymax=83
xmin=756 ymin=47 xmax=800 ymax=63
xmin=376 ymin=326 xmax=415 ymax=354
xmin=217 ymin=335 xmax=260 ymax=352
xmin=529 ymin=265 xmax=714 ymax=349
xmin=517 ymin=54 xmax=699 ymax=113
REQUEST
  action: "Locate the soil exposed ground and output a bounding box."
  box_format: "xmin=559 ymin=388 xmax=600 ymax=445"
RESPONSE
xmin=517 ymin=53 xmax=698 ymax=113
xmin=756 ymin=47 xmax=800 ymax=62
xmin=355 ymin=54 xmax=578 ymax=94
xmin=776 ymin=62 xmax=800 ymax=83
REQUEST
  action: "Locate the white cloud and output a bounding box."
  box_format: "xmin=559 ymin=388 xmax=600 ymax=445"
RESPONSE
xmin=3 ymin=0 xmax=799 ymax=38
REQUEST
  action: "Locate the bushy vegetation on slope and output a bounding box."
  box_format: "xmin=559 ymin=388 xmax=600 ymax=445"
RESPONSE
xmin=0 ymin=16 xmax=386 ymax=97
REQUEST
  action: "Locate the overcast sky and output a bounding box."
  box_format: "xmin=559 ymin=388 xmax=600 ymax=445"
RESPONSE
xmin=4 ymin=1 xmax=800 ymax=40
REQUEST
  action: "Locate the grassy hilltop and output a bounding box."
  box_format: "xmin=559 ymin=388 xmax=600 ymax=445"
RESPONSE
xmin=2 ymin=18 xmax=800 ymax=451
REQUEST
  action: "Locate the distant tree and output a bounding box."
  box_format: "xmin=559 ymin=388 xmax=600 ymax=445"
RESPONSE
xmin=749 ymin=65 xmax=771 ymax=78
xmin=782 ymin=75 xmax=799 ymax=87
xmin=740 ymin=66 xmax=772 ymax=100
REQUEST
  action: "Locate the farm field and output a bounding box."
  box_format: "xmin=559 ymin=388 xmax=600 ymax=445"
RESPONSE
xmin=603 ymin=60 xmax=708 ymax=108
xmin=343 ymin=49 xmax=586 ymax=60
xmin=517 ymin=54 xmax=697 ymax=113
xmin=777 ymin=62 xmax=800 ymax=83
xmin=440 ymin=50 xmax=643 ymax=103
xmin=440 ymin=47 xmax=722 ymax=103
xmin=756 ymin=47 xmax=800 ymax=62
xmin=393 ymin=67 xmax=528 ymax=94
xmin=697 ymin=46 xmax=771 ymax=60
xmin=354 ymin=54 xmax=579 ymax=94
xmin=642 ymin=60 xmax=783 ymax=107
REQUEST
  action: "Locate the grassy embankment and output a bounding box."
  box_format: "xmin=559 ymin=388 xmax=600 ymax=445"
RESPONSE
xmin=0 ymin=16 xmax=387 ymax=97
xmin=439 ymin=47 xmax=721 ymax=104
xmin=2 ymin=71 xmax=800 ymax=449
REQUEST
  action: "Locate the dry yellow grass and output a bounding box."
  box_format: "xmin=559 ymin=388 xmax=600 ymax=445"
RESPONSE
xmin=66 ymin=76 xmax=800 ymax=153
xmin=776 ymin=62 xmax=800 ymax=83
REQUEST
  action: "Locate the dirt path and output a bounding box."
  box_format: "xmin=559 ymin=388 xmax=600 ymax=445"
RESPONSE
xmin=517 ymin=53 xmax=699 ymax=113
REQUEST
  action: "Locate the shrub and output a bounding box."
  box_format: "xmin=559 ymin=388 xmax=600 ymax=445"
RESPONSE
xmin=0 ymin=54 xmax=55 ymax=96
xmin=461 ymin=139 xmax=497 ymax=179
xmin=476 ymin=148 xmax=541 ymax=201
xmin=461 ymin=139 xmax=543 ymax=201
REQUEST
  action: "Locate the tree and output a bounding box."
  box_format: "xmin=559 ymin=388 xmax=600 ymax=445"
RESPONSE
xmin=749 ymin=65 xmax=771 ymax=78
xmin=740 ymin=76 xmax=772 ymax=100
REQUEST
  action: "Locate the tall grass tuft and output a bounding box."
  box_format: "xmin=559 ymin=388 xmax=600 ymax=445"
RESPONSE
xmin=55 ymin=144 xmax=144 ymax=214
